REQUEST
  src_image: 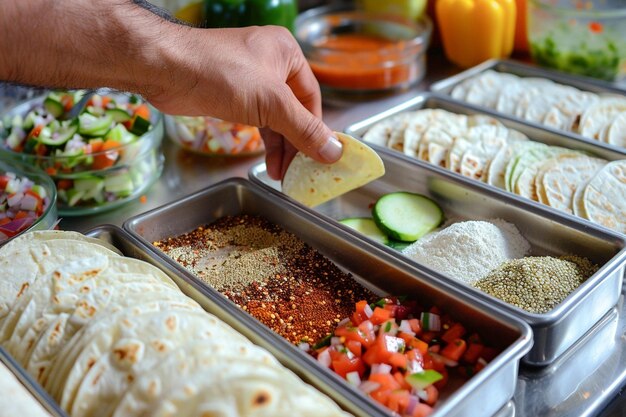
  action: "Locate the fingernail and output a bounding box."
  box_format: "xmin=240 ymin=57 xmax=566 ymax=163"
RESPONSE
xmin=318 ymin=136 xmax=342 ymax=162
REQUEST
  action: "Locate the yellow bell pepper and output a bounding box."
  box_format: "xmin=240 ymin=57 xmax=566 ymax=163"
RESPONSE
xmin=435 ymin=0 xmax=516 ymax=68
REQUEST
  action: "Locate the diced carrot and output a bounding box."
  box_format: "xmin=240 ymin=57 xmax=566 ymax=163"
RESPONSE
xmin=61 ymin=94 xmax=74 ymax=112
xmin=139 ymin=195 xmax=147 ymax=204
xmin=57 ymin=179 xmax=73 ymax=190
xmin=370 ymin=307 xmax=392 ymax=325
xmin=101 ymin=96 xmax=112 ymax=107
xmin=102 ymin=139 xmax=121 ymax=151
xmin=441 ymin=338 xmax=467 ymax=362
xmin=441 ymin=323 xmax=466 ymax=344
xmin=29 ymin=125 xmax=43 ymax=139
xmin=45 ymin=167 xmax=57 ymax=176
xmin=92 ymin=139 xmax=121 ymax=170
xmin=462 ymin=343 xmax=484 ymax=364
xmin=133 ymin=103 xmax=151 ymax=120
xmin=89 ymin=138 xmax=104 ymax=154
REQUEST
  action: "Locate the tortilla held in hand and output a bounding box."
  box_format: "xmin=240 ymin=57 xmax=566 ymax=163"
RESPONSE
xmin=282 ymin=133 xmax=385 ymax=207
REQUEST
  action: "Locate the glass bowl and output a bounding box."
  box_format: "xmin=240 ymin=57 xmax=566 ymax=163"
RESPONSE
xmin=165 ymin=115 xmax=264 ymax=156
xmin=528 ymin=0 xmax=626 ymax=82
xmin=0 ymin=91 xmax=164 ymax=216
xmin=0 ymin=156 xmax=57 ymax=245
xmin=295 ymin=5 xmax=432 ymax=96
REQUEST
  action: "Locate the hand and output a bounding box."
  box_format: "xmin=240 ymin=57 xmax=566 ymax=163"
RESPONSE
xmin=146 ymin=25 xmax=343 ymax=180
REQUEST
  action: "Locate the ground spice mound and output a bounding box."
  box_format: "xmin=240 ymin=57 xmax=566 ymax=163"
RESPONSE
xmin=473 ymin=255 xmax=598 ymax=314
xmin=154 ymin=214 xmax=375 ymax=344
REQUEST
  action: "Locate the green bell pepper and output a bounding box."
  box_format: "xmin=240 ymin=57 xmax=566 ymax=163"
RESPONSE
xmin=203 ymin=0 xmax=297 ymax=33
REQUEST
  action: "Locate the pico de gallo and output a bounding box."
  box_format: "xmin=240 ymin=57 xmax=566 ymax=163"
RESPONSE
xmin=306 ymin=297 xmax=500 ymax=417
xmin=0 ymin=171 xmax=50 ymax=243
xmin=0 ymin=91 xmax=162 ymax=211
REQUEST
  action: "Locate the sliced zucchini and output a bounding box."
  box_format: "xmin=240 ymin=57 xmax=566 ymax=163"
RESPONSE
xmin=372 ymin=192 xmax=443 ymax=242
xmin=339 ymin=217 xmax=389 ymax=245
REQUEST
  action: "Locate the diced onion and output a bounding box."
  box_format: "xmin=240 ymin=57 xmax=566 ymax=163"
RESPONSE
xmin=420 ymin=312 xmax=441 ymax=332
xmin=359 ymin=381 xmax=381 ymax=394
xmin=317 ymin=349 xmax=331 ymax=367
xmin=337 ymin=317 xmax=350 ymax=327
xmin=416 ymin=389 xmax=428 ymax=401
xmin=7 ymin=192 xmax=23 ymax=207
xmin=407 ymin=360 xmax=424 ymax=375
xmin=371 ymin=363 xmax=392 ymax=375
xmin=430 ymin=352 xmax=458 ymax=368
xmin=298 ymin=342 xmax=310 ymax=351
xmin=20 ymin=194 xmax=39 ymax=211
xmin=364 ymin=304 xmax=374 ymax=318
xmin=331 ymin=337 xmax=342 ymax=346
xmin=346 ymin=371 xmax=361 ymax=386
xmin=399 ymin=320 xmax=415 ymax=335
xmin=406 ymin=395 xmax=419 ymax=415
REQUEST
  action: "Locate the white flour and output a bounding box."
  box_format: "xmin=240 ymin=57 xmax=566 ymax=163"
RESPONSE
xmin=402 ymin=219 xmax=530 ymax=285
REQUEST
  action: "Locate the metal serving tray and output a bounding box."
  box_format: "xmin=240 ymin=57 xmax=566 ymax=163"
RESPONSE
xmin=343 ymin=92 xmax=626 ymax=238
xmin=248 ymin=152 xmax=626 ymax=366
xmin=122 ymin=179 xmax=532 ymax=417
xmin=0 ymin=347 xmax=68 ymax=417
xmin=430 ymin=59 xmax=626 ymax=155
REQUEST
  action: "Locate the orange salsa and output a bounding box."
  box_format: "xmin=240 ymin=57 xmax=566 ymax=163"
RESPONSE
xmin=309 ymin=33 xmax=419 ymax=90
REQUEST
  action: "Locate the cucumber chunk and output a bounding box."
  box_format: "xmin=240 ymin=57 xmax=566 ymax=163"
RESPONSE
xmin=105 ymin=108 xmax=132 ymax=123
xmin=39 ymin=121 xmax=77 ymax=146
xmin=78 ymin=113 xmax=113 ymax=137
xmin=339 ymin=217 xmax=389 ymax=245
xmin=44 ymin=97 xmax=64 ymax=118
xmin=372 ymin=192 xmax=443 ymax=242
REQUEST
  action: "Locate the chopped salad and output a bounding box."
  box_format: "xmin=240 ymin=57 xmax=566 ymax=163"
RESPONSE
xmin=0 ymin=171 xmax=50 ymax=242
xmin=307 ymin=297 xmax=499 ymax=417
xmin=0 ymin=91 xmax=161 ymax=211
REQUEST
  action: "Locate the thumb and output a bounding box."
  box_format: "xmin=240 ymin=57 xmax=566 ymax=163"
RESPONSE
xmin=266 ymin=86 xmax=343 ymax=163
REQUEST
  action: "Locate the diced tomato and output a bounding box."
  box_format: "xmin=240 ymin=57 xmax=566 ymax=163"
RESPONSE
xmin=56 ymin=179 xmax=73 ymax=190
xmin=28 ymin=125 xmax=43 ymax=139
xmin=387 ymin=390 xmax=410 ymax=413
xmin=34 ymin=143 xmax=47 ymax=156
xmin=412 ymin=403 xmax=434 ymax=417
xmin=429 ymin=306 xmax=442 ymax=315
xmin=462 ymin=343 xmax=484 ymax=364
xmin=379 ymin=319 xmax=398 ymax=336
xmin=422 ymin=385 xmax=439 ymax=406
xmin=383 ymin=302 xmax=398 ymax=317
xmin=406 ymin=349 xmax=424 ymax=367
xmin=434 ymin=367 xmax=449 ymax=390
xmin=441 ymin=323 xmax=466 ymax=344
xmin=331 ymin=353 xmax=366 ymax=379
xmin=389 ymin=352 xmax=407 ymax=370
xmin=61 ymin=94 xmax=74 ymax=112
xmin=0 ymin=176 xmax=9 ymax=190
xmin=466 ymin=332 xmax=482 ymax=345
xmin=420 ymin=331 xmax=437 ymax=343
xmin=410 ymin=338 xmax=429 ymax=355
xmin=370 ymin=307 xmax=392 ymax=325
xmin=408 ymin=318 xmax=421 ymax=334
xmin=479 ymin=346 xmax=499 ymax=362
xmin=368 ymin=372 xmax=401 ymax=392
xmin=346 ymin=340 xmax=362 ymax=357
xmin=45 ymin=167 xmax=57 ymax=176
xmin=0 ymin=218 xmax=10 ymax=226
xmin=393 ymin=371 xmax=411 ymax=390
xmin=101 ymin=96 xmax=112 ymax=108
xmin=428 ymin=353 xmax=447 ymax=373
xmin=441 ymin=338 xmax=467 ymax=362
xmin=357 ymin=321 xmax=376 ymax=348
xmin=370 ymin=388 xmax=391 ymax=407
xmin=352 ymin=300 xmax=369 ymax=325
xmin=14 ymin=211 xmax=29 ymax=220
xmin=335 ymin=323 xmax=375 ymax=348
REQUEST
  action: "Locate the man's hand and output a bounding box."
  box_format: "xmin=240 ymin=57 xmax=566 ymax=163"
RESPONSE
xmin=0 ymin=0 xmax=342 ymax=180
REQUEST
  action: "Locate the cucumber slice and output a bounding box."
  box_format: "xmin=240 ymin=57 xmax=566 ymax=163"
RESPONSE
xmin=78 ymin=113 xmax=113 ymax=137
xmin=39 ymin=121 xmax=77 ymax=146
xmin=105 ymin=108 xmax=132 ymax=123
xmin=44 ymin=97 xmax=64 ymax=118
xmin=22 ymin=111 xmax=37 ymax=131
xmin=386 ymin=240 xmax=412 ymax=251
xmin=128 ymin=115 xmax=151 ymax=136
xmin=339 ymin=217 xmax=389 ymax=245
xmin=372 ymin=192 xmax=443 ymax=242
xmin=74 ymin=176 xmax=105 ymax=201
xmin=104 ymin=173 xmax=134 ymax=196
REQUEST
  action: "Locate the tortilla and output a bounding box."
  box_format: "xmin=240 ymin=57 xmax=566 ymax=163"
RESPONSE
xmin=515 ymin=150 xmax=581 ymax=201
xmin=459 ymin=125 xmax=510 ymax=181
xmin=540 ymin=155 xmax=606 ymax=214
xmin=583 ymin=161 xmax=626 ymax=233
xmin=0 ymin=361 xmax=51 ymax=417
xmin=487 ymin=142 xmax=540 ymax=189
xmin=362 ymin=112 xmax=415 ymax=149
xmin=572 ymin=178 xmax=590 ymax=219
xmin=578 ymin=98 xmax=626 ymax=140
xmin=117 ymin=341 xmax=350 ymax=417
xmin=1 ymin=230 xmax=122 ymax=256
xmin=282 ymin=132 xmax=384 ymax=207
xmin=0 ymin=236 xmax=122 ymax=319
xmin=417 ymin=126 xmax=454 ymax=167
xmin=606 ymin=112 xmax=626 ymax=147
xmin=464 ymin=71 xmax=517 ymax=108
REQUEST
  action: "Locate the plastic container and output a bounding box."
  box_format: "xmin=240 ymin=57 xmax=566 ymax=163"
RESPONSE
xmin=295 ymin=5 xmax=432 ymax=96
xmin=0 ymin=157 xmax=57 ymax=245
xmin=528 ymin=0 xmax=626 ymax=82
xmin=0 ymin=92 xmax=164 ymax=216
xmin=165 ymin=115 xmax=264 ymax=156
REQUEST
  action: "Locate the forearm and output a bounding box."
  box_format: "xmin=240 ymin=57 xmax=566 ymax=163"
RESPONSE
xmin=0 ymin=0 xmax=175 ymax=97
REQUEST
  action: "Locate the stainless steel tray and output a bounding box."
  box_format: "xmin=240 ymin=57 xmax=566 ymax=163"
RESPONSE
xmin=248 ymin=153 xmax=626 ymax=366
xmin=0 ymin=347 xmax=68 ymax=417
xmin=122 ymin=179 xmax=533 ymax=417
xmin=343 ymin=92 xmax=626 ymax=238
xmin=430 ymin=59 xmax=626 ymax=155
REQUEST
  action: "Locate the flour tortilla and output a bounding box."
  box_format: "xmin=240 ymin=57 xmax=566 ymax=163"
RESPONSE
xmin=0 ymin=237 xmax=121 ymax=319
xmin=68 ymin=310 xmax=243 ymax=417
xmin=540 ymin=155 xmax=606 ymax=214
xmin=583 ymin=161 xmax=626 ymax=233
xmin=523 ymin=85 xmax=578 ymax=124
xmin=515 ymin=150 xmax=582 ymax=201
xmin=544 ymin=92 xmax=599 ymax=132
xmin=362 ymin=112 xmax=415 ymax=149
xmin=459 ymin=125 xmax=510 ymax=180
xmin=127 ymin=345 xmax=350 ymax=417
xmin=487 ymin=142 xmax=539 ymax=189
xmin=0 ymin=361 xmax=51 ymax=417
xmin=417 ymin=126 xmax=454 ymax=167
xmin=24 ymin=278 xmax=195 ymax=387
xmin=282 ymin=132 xmax=384 ymax=207
xmin=606 ymin=112 xmax=626 ymax=148
xmin=572 ymin=178 xmax=590 ymax=219
xmin=578 ymin=98 xmax=626 ymax=140
xmin=464 ymin=71 xmax=517 ymax=108
xmin=1 ymin=230 xmax=122 ymax=256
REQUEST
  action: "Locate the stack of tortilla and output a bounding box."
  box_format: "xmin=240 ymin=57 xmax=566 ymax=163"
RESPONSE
xmin=448 ymin=70 xmax=626 ymax=148
xmin=363 ymin=109 xmax=626 ymax=234
xmin=0 ymin=359 xmax=51 ymax=417
xmin=0 ymin=231 xmax=351 ymax=417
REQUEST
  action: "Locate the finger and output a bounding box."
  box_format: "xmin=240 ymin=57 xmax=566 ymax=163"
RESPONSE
xmin=285 ymin=54 xmax=323 ymax=118
xmin=280 ymin=141 xmax=299 ymax=180
xmin=266 ymin=85 xmax=342 ymax=164
xmin=260 ymin=128 xmax=284 ymax=180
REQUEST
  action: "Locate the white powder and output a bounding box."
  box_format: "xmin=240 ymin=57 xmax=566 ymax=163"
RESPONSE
xmin=402 ymin=219 xmax=530 ymax=285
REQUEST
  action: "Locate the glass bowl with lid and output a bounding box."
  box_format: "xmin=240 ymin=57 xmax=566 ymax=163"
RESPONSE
xmin=0 ymin=156 xmax=57 ymax=245
xmin=295 ymin=5 xmax=432 ymax=97
xmin=528 ymin=0 xmax=626 ymax=82
xmin=0 ymin=90 xmax=164 ymax=216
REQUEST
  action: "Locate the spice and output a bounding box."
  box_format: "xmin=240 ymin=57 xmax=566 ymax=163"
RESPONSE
xmin=155 ymin=215 xmax=375 ymax=344
xmin=402 ymin=219 xmax=530 ymax=284
xmin=473 ymin=255 xmax=598 ymax=313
